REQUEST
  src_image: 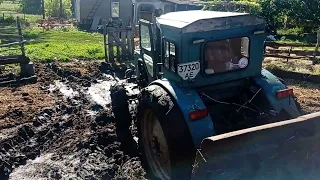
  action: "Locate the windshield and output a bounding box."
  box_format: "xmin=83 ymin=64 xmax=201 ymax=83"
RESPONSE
xmin=204 ymin=37 xmax=249 ymax=74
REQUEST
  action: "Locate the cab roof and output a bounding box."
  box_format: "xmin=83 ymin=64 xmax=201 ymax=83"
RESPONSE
xmin=156 ymin=10 xmax=266 ymax=33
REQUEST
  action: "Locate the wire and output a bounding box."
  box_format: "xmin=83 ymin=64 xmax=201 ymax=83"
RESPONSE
xmin=201 ymin=92 xmax=257 ymax=112
xmin=236 ymin=88 xmax=262 ymax=112
xmin=201 ymin=92 xmax=230 ymax=105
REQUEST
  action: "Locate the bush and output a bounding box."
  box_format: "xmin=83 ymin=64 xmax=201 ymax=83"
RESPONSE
xmin=204 ymin=0 xmax=320 ymax=33
xmin=203 ymin=0 xmax=261 ymax=15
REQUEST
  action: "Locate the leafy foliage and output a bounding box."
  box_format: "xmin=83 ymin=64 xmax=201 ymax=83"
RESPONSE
xmin=20 ymin=0 xmax=42 ymax=14
xmin=204 ymin=0 xmax=320 ymax=32
xmin=44 ymin=0 xmax=72 ymax=19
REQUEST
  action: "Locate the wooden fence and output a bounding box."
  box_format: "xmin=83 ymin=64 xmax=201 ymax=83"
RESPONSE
xmin=103 ymin=24 xmax=135 ymax=64
xmin=265 ymin=31 xmax=320 ymax=63
xmin=0 ymin=16 xmax=35 ymax=84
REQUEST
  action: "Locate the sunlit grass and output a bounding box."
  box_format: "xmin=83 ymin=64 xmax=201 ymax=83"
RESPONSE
xmin=1 ymin=27 xmax=106 ymax=62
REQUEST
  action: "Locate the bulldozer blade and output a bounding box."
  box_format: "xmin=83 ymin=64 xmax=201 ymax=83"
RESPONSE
xmin=192 ymin=112 xmax=320 ymax=180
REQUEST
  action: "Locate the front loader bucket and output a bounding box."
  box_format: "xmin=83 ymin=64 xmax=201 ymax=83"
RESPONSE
xmin=192 ymin=112 xmax=320 ymax=180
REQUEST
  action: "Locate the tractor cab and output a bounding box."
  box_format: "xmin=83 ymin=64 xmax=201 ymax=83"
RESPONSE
xmin=136 ymin=10 xmax=267 ymax=87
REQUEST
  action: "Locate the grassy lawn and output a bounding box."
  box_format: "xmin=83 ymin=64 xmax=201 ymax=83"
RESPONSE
xmin=0 ymin=1 xmax=20 ymax=12
xmin=1 ymin=27 xmax=106 ymax=62
xmin=1 ymin=1 xmax=42 ymax=24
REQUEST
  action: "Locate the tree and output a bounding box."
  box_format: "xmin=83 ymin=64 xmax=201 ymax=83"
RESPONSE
xmin=44 ymin=0 xmax=72 ymax=19
xmin=20 ymin=0 xmax=43 ymax=15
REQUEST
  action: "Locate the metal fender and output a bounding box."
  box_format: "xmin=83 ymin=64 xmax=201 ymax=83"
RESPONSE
xmin=253 ymin=69 xmax=300 ymax=118
xmin=150 ymin=79 xmax=215 ymax=148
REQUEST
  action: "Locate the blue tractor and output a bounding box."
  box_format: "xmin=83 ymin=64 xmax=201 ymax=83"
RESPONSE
xmin=110 ymin=10 xmax=320 ymax=180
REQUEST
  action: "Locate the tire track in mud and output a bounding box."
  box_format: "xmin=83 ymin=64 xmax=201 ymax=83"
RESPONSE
xmin=0 ymin=61 xmax=146 ymax=180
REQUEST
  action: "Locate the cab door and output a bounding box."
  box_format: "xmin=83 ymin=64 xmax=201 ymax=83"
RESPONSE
xmin=139 ymin=19 xmax=156 ymax=83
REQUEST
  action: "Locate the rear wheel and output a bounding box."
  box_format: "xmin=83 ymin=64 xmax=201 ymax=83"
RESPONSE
xmin=137 ymin=85 xmax=195 ymax=180
xmin=140 ymin=109 xmax=171 ymax=179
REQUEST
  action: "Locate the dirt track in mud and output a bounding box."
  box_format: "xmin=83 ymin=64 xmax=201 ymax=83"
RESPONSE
xmin=0 ymin=60 xmax=320 ymax=180
xmin=0 ymin=61 xmax=146 ymax=180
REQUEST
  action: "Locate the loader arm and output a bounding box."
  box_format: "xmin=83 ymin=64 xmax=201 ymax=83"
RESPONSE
xmin=192 ymin=112 xmax=320 ymax=180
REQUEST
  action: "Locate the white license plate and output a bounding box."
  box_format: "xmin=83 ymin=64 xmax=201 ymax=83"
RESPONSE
xmin=177 ymin=61 xmax=200 ymax=80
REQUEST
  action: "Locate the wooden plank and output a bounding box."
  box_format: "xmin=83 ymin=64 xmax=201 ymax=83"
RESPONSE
xmin=0 ymin=27 xmax=17 ymax=30
xmin=0 ymin=48 xmax=20 ymax=53
xmin=265 ymin=41 xmax=316 ymax=48
xmin=17 ymin=17 xmax=25 ymax=56
xmin=103 ymin=23 xmax=108 ymax=62
xmin=108 ymin=29 xmax=114 ymax=63
xmin=107 ymin=27 xmax=132 ymax=32
xmin=121 ymin=31 xmax=127 ymax=61
xmin=0 ymin=75 xmax=37 ymax=87
xmin=314 ymin=31 xmax=320 ymax=57
xmin=266 ymin=49 xmax=317 ymax=57
xmin=264 ymin=54 xmax=314 ymax=60
xmin=0 ymin=55 xmax=30 ymax=65
xmin=0 ymin=40 xmax=26 ymax=48
xmin=116 ymin=31 xmax=120 ymax=61
xmin=110 ymin=31 xmax=130 ymax=54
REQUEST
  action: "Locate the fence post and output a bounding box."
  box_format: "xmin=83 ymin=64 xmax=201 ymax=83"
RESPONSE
xmin=108 ymin=29 xmax=114 ymax=64
xmin=314 ymin=30 xmax=320 ymax=57
xmin=103 ymin=21 xmax=108 ymax=62
xmin=16 ymin=16 xmax=25 ymax=56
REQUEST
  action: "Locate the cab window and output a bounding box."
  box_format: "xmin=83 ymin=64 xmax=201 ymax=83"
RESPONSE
xmin=204 ymin=37 xmax=249 ymax=74
xmin=140 ymin=24 xmax=152 ymax=51
xmin=164 ymin=40 xmax=176 ymax=72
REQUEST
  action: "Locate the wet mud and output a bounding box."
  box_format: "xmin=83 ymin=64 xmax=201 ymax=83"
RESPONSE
xmin=0 ymin=61 xmax=145 ymax=180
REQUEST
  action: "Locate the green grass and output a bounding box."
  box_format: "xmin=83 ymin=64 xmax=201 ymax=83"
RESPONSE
xmin=0 ymin=1 xmax=20 ymax=12
xmin=2 ymin=12 xmax=42 ymax=24
xmin=275 ymin=28 xmax=317 ymax=44
xmin=1 ymin=1 xmax=42 ymax=24
xmin=1 ymin=27 xmax=106 ymax=62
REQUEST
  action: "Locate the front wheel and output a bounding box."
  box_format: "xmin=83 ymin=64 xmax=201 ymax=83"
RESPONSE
xmin=137 ymin=85 xmax=195 ymax=180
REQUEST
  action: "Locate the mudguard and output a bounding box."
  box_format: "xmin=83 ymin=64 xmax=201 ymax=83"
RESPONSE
xmin=150 ymin=79 xmax=215 ymax=148
xmin=253 ymin=69 xmax=300 ymax=118
xmin=192 ymin=112 xmax=320 ymax=180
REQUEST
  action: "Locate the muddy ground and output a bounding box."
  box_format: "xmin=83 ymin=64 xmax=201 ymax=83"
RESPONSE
xmin=0 ymin=61 xmax=145 ymax=180
xmin=0 ymin=60 xmax=319 ymax=180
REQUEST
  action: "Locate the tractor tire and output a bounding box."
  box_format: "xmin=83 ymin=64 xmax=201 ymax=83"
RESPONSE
xmin=110 ymin=82 xmax=137 ymax=156
xmin=136 ymin=85 xmax=195 ymax=180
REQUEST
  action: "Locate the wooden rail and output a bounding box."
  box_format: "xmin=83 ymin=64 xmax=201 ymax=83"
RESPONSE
xmin=0 ymin=17 xmax=26 ymax=56
xmin=0 ymin=16 xmax=35 ymax=79
xmin=265 ymin=32 xmax=320 ymax=63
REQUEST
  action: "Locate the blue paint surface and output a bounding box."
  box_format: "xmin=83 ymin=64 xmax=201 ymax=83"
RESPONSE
xmin=150 ymin=79 xmax=215 ymax=148
xmin=253 ymin=69 xmax=300 ymax=117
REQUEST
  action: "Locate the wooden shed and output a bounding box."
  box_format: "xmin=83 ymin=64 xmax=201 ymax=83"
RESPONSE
xmin=74 ymin=0 xmax=203 ymax=30
xmin=75 ymin=0 xmax=134 ymax=30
